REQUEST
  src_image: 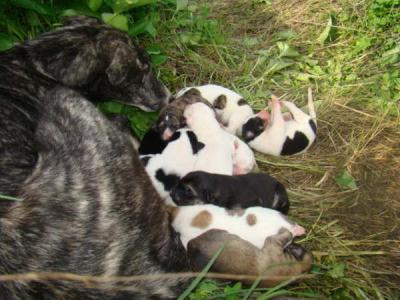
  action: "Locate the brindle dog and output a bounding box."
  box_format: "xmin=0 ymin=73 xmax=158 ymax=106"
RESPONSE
xmin=0 ymin=17 xmax=189 ymax=299
xmin=0 ymin=16 xmax=169 ymax=208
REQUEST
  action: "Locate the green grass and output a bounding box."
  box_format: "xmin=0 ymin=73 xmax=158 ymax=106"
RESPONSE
xmin=1 ymin=0 xmax=399 ymax=299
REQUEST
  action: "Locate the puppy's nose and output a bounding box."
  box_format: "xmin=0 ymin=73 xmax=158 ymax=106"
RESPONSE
xmin=287 ymin=243 xmax=306 ymax=261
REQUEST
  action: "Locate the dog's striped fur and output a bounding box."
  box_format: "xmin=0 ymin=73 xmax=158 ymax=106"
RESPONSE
xmin=0 ymin=17 xmax=188 ymax=299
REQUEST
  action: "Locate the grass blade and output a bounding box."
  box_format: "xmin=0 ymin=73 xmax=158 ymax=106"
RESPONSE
xmin=177 ymin=245 xmax=224 ymax=300
xmin=0 ymin=194 xmax=23 ymax=202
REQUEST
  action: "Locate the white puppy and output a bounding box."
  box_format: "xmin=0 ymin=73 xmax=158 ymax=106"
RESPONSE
xmin=177 ymin=84 xmax=254 ymax=136
xmin=168 ymin=204 xmax=306 ymax=249
xmin=184 ymin=103 xmax=236 ymax=175
xmin=231 ymin=135 xmax=256 ymax=175
xmin=242 ymin=88 xmax=317 ymax=156
xmin=140 ymin=128 xmax=205 ymax=205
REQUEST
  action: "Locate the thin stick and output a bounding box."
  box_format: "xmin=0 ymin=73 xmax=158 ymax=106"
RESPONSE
xmin=0 ymin=271 xmax=315 ymax=284
xmin=333 ymin=102 xmax=375 ymax=118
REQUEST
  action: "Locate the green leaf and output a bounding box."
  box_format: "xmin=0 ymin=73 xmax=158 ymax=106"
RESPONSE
xmin=265 ymin=59 xmax=294 ymax=75
xmin=0 ymin=33 xmax=14 ymax=51
xmin=273 ymin=30 xmax=297 ymax=41
xmin=277 ymin=42 xmax=301 ymax=58
xmin=224 ymin=282 xmax=242 ymax=300
xmin=101 ymin=13 xmax=129 ymax=32
xmin=328 ymin=263 xmax=345 ymax=279
xmin=9 ymin=0 xmax=52 ymax=15
xmin=111 ymin=0 xmax=158 ymax=13
xmin=176 ymin=0 xmax=188 ymax=11
xmin=60 ymin=9 xmax=79 ymax=17
xmin=317 ymin=16 xmax=332 ymax=45
xmin=88 ymin=0 xmax=103 ymax=11
xmin=334 ymin=170 xmax=357 ymax=190
xmin=146 ymin=44 xmax=162 ymax=55
xmin=129 ymin=19 xmax=157 ymax=37
xmin=151 ymin=54 xmax=167 ymax=66
xmin=351 ymin=36 xmax=372 ymax=55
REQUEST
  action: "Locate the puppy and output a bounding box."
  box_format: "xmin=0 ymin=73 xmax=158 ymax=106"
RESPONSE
xmin=184 ymin=103 xmax=235 ymax=175
xmin=231 ymin=136 xmax=256 ymax=175
xmin=155 ymin=88 xmax=212 ymax=141
xmin=138 ymin=125 xmax=169 ymax=155
xmin=242 ymin=89 xmax=317 ymax=156
xmin=168 ymin=204 xmax=305 ymax=249
xmin=140 ymin=129 xmax=205 ymax=204
xmin=187 ymin=229 xmax=313 ymax=287
xmin=170 ymin=171 xmax=290 ymax=214
xmin=177 ymin=84 xmax=254 ymax=136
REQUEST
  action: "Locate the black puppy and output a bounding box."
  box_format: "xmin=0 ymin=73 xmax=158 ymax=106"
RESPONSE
xmin=171 ymin=171 xmax=290 ymax=214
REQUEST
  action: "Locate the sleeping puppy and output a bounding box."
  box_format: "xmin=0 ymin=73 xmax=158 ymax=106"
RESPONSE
xmin=242 ymin=88 xmax=317 ymax=156
xmin=231 ymin=136 xmax=256 ymax=175
xmin=187 ymin=229 xmax=313 ymax=287
xmin=140 ymin=129 xmax=204 ymax=204
xmin=138 ymin=125 xmax=169 ymax=155
xmin=184 ymin=103 xmax=235 ymax=175
xmin=155 ymin=88 xmax=212 ymax=141
xmin=168 ymin=204 xmax=305 ymax=249
xmin=177 ymin=84 xmax=254 ymax=136
xmin=170 ymin=171 xmax=290 ymax=214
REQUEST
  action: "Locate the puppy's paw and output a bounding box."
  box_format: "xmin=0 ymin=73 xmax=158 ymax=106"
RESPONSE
xmin=291 ymin=225 xmax=306 ymax=237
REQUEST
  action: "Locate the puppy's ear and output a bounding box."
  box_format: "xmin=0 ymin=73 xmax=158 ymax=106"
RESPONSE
xmin=187 ymin=131 xmax=205 ymax=154
xmin=184 ymin=88 xmax=201 ymax=97
xmin=106 ymin=43 xmax=132 ymax=86
xmin=214 ymin=94 xmax=227 ymax=109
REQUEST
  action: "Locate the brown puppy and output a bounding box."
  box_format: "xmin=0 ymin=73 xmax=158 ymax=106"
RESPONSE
xmin=187 ymin=228 xmax=312 ymax=287
xmin=155 ymin=88 xmax=213 ymax=140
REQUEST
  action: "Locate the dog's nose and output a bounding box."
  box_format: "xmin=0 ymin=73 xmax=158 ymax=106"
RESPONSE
xmin=287 ymin=243 xmax=306 ymax=261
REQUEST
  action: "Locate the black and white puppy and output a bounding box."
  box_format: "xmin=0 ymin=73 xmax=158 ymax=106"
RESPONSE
xmin=170 ymin=171 xmax=290 ymax=214
xmin=138 ymin=125 xmax=168 ymax=155
xmin=242 ymin=88 xmax=317 ymax=156
xmin=184 ymin=103 xmax=236 ymax=175
xmin=139 ymin=89 xmax=212 ymax=155
xmin=140 ymin=129 xmax=204 ymax=204
xmin=177 ymin=84 xmax=254 ymax=136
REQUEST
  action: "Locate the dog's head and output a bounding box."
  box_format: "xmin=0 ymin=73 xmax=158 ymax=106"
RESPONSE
xmin=26 ymin=16 xmax=170 ymax=111
xmin=241 ymin=111 xmax=268 ymax=142
xmin=170 ymin=171 xmax=212 ymax=205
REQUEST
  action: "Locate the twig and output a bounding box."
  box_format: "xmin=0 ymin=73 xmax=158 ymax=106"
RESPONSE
xmin=333 ymin=102 xmax=375 ymax=118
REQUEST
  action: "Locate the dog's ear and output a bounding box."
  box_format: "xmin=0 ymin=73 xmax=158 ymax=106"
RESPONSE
xmin=61 ymin=16 xmax=102 ymax=27
xmin=106 ymin=42 xmax=133 ymax=86
xmin=29 ymin=37 xmax=99 ymax=87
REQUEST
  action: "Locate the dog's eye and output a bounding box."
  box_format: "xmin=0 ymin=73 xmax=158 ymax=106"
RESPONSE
xmin=184 ymin=186 xmax=193 ymax=196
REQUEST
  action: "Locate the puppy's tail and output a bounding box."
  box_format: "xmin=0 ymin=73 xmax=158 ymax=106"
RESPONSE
xmin=307 ymin=87 xmax=316 ymax=121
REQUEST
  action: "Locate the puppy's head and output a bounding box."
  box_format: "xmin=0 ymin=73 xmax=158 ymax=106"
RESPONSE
xmin=27 ymin=16 xmax=170 ymax=111
xmin=156 ymin=114 xmax=181 ymax=141
xmin=184 ymin=103 xmax=216 ymax=128
xmin=156 ymin=89 xmax=206 ymax=140
xmin=232 ymin=139 xmax=256 ymax=175
xmin=241 ymin=112 xmax=268 ymax=142
xmin=170 ymin=172 xmax=210 ymax=205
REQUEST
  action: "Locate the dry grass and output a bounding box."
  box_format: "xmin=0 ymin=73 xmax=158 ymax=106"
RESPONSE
xmin=159 ymin=0 xmax=400 ymax=298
